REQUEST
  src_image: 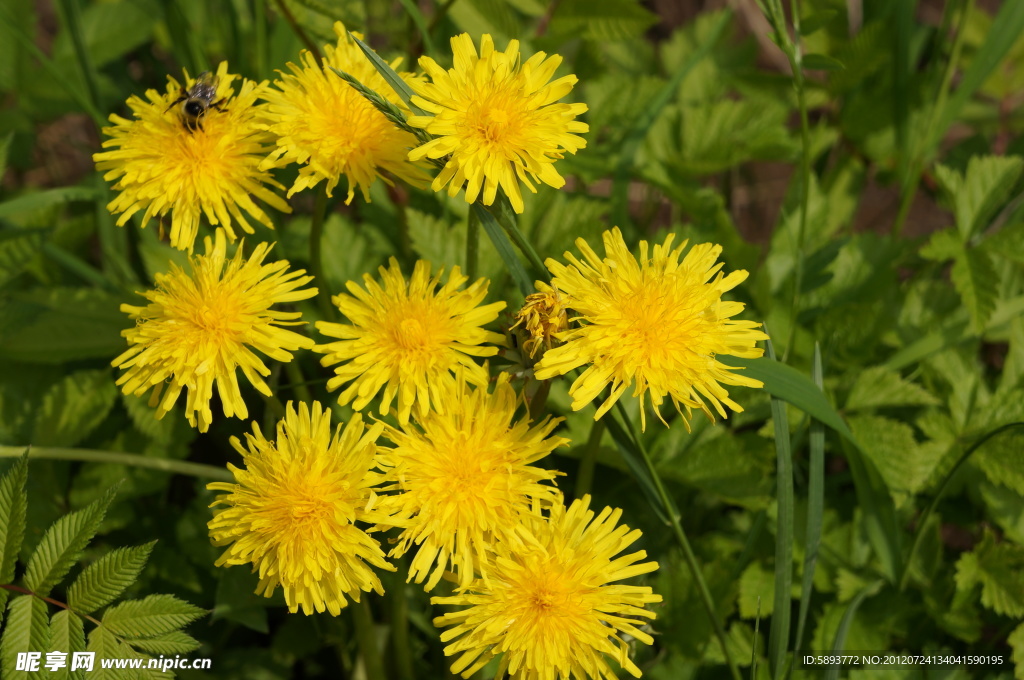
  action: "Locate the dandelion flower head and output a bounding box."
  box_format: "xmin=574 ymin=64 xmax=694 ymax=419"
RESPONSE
xmin=407 ymin=33 xmax=588 ymax=214
xmin=208 ymin=402 xmax=396 ymax=615
xmin=534 ymin=227 xmax=768 ymax=431
xmin=511 ymin=281 xmax=568 ymax=359
xmin=94 ymin=62 xmax=290 ymax=252
xmin=433 ymin=495 xmax=661 ymax=680
xmin=379 ymin=372 xmax=567 ymax=590
xmin=112 ymin=231 xmax=317 ymax=432
xmin=315 ymin=258 xmax=506 ymax=425
xmin=259 ymin=22 xmax=429 ymax=202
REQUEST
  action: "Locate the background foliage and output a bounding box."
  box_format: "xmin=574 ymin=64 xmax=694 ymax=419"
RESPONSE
xmin=2 ymin=0 xmax=1024 ymax=678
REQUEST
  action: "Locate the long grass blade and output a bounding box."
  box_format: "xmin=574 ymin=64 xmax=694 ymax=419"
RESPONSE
xmin=766 ymin=337 xmax=794 ymax=680
xmin=396 ymin=0 xmax=436 ymax=56
xmin=350 ymin=32 xmax=429 ymax=116
xmin=791 ymin=343 xmax=825 ymax=675
xmin=472 ymin=203 xmax=533 ymax=297
xmin=823 ymin=580 xmax=884 ymax=680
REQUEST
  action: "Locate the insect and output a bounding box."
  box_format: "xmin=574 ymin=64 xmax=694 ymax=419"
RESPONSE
xmin=165 ymin=71 xmax=226 ymax=132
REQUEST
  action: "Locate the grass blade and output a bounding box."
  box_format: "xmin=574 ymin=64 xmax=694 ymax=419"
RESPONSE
xmin=349 ymin=32 xmax=429 ymax=116
xmin=766 ymin=338 xmax=794 ymax=680
xmin=472 ymin=203 xmax=533 ymax=297
xmin=823 ymin=580 xmax=885 ymax=680
xmin=791 ymin=343 xmax=825 ymax=674
xmin=396 ymin=0 xmax=436 ymax=56
xmin=489 ymin=193 xmax=551 ymax=283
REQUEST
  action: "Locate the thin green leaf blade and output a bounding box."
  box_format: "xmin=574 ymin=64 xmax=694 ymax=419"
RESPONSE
xmin=766 ymin=338 xmax=793 ymax=680
xmin=472 ymin=203 xmax=534 ymax=297
xmin=348 ymin=32 xmax=427 ymax=116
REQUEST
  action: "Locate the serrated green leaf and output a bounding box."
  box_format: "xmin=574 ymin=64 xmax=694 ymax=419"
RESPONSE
xmin=0 ymin=287 xmax=131 ymax=364
xmin=87 ymin=625 xmax=157 ymax=680
xmin=985 ymin=223 xmax=1024 ymax=265
xmin=31 ymin=370 xmax=117 ymax=448
xmin=1009 ymin=621 xmax=1024 ymax=680
xmin=24 ymin=486 xmax=118 ymax=597
xmin=49 ymin=609 xmax=86 ymax=680
xmin=849 ymin=414 xmax=944 ymax=504
xmin=101 ymin=594 xmax=206 ymax=639
xmin=936 ymin=156 xmax=1024 ymax=240
xmin=952 ymin=245 xmax=1000 ymax=331
xmin=0 ymin=187 xmax=101 ymax=219
xmin=0 ymin=453 xmax=28 ymax=625
xmin=0 ymin=595 xmax=51 ymax=679
xmin=406 ymin=209 xmax=501 ymax=284
xmin=972 ymin=424 xmax=1024 ymax=496
xmin=550 ymin=0 xmax=657 ymax=41
xmin=955 ymin=531 xmax=1024 ymax=617
xmin=68 ymin=542 xmax=154 ymax=616
xmin=919 ymin=228 xmax=961 ymax=261
xmin=846 ymin=367 xmax=941 ymax=410
xmin=128 ymin=631 xmax=200 ymax=656
xmin=0 ymin=226 xmax=45 ymax=288
xmin=738 ymin=561 xmax=774 ymax=619
xmin=802 ymin=53 xmax=845 ymax=71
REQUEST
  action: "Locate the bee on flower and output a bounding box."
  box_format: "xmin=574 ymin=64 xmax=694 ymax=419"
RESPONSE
xmin=94 ymin=62 xmax=290 ymax=252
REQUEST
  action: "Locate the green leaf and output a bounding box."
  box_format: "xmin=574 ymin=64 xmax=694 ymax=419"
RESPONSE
xmin=849 ymin=415 xmax=944 ymax=504
xmin=50 ymin=0 xmax=160 ymax=69
xmin=87 ymin=624 xmax=156 ymax=680
xmin=0 ymin=453 xmax=28 ymax=625
xmin=0 ymin=595 xmax=51 ymax=679
xmin=919 ymin=227 xmax=962 ymax=261
xmin=24 ymin=486 xmax=118 ymax=597
xmin=951 ymin=245 xmax=1000 ymax=331
xmin=31 ymin=370 xmax=118 ymax=448
xmin=128 ymin=631 xmax=200 ymax=656
xmin=0 ymin=187 xmax=101 ymax=219
xmin=1009 ymin=621 xmax=1024 ymax=680
xmin=68 ymin=542 xmax=155 ymax=616
xmin=101 ymin=594 xmax=206 ymax=639
xmin=549 ymin=0 xmax=658 ymax=41
xmin=932 ymin=3 xmax=1024 ymax=156
xmin=802 ymin=53 xmax=845 ymax=71
xmin=49 ymin=609 xmax=86 ymax=680
xmin=846 ymin=367 xmax=940 ymax=411
xmin=822 ymin=581 xmax=884 ymax=680
xmin=0 ymin=287 xmax=131 ymax=364
xmin=0 ymin=227 xmax=46 ymax=289
xmin=348 ymin=32 xmax=425 ymax=115
xmin=738 ymin=561 xmax=774 ymax=619
xmin=765 ymin=338 xmax=793 ymax=680
xmin=955 ymin=530 xmax=1024 ymax=617
xmin=0 ymin=132 xmax=12 ymax=177
xmin=935 ymin=156 xmax=1024 ymax=239
xmin=472 ymin=203 xmax=533 ymax=297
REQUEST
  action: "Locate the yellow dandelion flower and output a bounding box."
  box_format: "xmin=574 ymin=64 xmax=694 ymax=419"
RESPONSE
xmin=208 ymin=402 xmax=396 ymax=615
xmin=407 ymin=33 xmax=588 ymax=214
xmin=94 ymin=62 xmax=290 ymax=252
xmin=315 ymin=258 xmax=506 ymax=425
xmin=433 ymin=495 xmax=661 ymax=680
xmin=511 ymin=281 xmax=568 ymax=359
xmin=112 ymin=231 xmax=317 ymax=433
xmin=534 ymin=227 xmax=768 ymax=431
xmin=259 ymin=22 xmax=429 ymax=202
xmin=378 ymin=372 xmax=566 ymax=591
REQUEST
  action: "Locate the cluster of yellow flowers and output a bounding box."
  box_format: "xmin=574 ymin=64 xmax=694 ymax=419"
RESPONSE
xmin=95 ymin=22 xmax=767 ymax=680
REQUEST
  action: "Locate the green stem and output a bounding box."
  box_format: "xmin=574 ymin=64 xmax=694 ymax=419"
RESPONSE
xmin=285 ymin=361 xmax=314 ymax=405
xmin=57 ymin=0 xmax=104 ymax=116
xmin=612 ymin=402 xmax=742 ymax=680
xmin=573 ymin=420 xmax=605 ymax=500
xmin=0 ymin=446 xmax=233 ymax=482
xmin=466 ymin=209 xmax=480 ymax=282
xmin=390 ymin=568 xmax=415 ymax=680
xmin=273 ymin=0 xmax=322 ymax=61
xmin=352 ymin=597 xmax=386 ymax=680
xmin=310 ymin=186 xmax=335 ymax=321
xmin=899 ymin=422 xmax=1024 ymax=591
